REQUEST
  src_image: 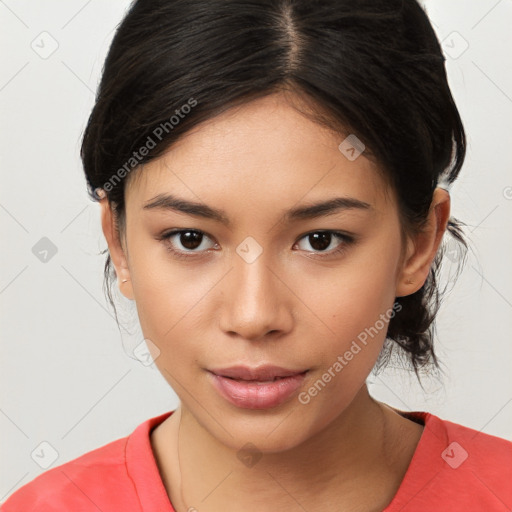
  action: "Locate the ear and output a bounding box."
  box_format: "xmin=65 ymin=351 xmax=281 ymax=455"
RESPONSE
xmin=99 ymin=197 xmax=134 ymax=300
xmin=395 ymin=187 xmax=451 ymax=298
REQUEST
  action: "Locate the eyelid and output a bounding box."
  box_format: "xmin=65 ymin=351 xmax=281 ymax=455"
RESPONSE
xmin=158 ymin=228 xmax=218 ymax=259
xmin=294 ymin=230 xmax=355 ymax=258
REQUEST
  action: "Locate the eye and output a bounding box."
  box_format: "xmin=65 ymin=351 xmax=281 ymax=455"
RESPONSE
xmin=159 ymin=229 xmax=217 ymax=259
xmin=158 ymin=229 xmax=355 ymax=260
xmin=294 ymin=231 xmax=355 ymax=258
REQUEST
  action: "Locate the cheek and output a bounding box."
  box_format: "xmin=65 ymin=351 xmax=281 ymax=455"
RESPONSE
xmin=299 ymin=232 xmax=401 ymax=375
xmin=297 ymin=262 xmax=398 ymax=419
xmin=300 ymin=241 xmax=400 ymax=336
xmin=127 ymin=237 xmax=215 ymax=347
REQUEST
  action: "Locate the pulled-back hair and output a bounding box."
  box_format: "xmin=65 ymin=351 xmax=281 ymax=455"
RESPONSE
xmin=81 ymin=0 xmax=469 ymax=386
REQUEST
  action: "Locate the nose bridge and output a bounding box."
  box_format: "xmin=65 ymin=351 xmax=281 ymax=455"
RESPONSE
xmin=236 ymin=249 xmax=274 ymax=300
xmin=219 ymin=237 xmax=291 ymax=339
xmin=233 ymin=233 xmax=276 ymax=290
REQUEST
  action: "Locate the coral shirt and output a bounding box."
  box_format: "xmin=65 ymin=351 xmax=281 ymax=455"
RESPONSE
xmin=1 ymin=408 xmax=511 ymax=511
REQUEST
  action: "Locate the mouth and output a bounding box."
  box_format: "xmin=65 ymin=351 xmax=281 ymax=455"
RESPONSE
xmin=206 ymin=365 xmax=309 ymax=409
xmin=220 ymin=375 xmax=298 ymax=383
xmin=208 ymin=365 xmax=309 ymax=382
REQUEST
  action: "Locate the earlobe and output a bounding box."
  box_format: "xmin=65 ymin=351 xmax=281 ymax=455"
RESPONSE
xmin=99 ymin=198 xmax=134 ymax=300
xmin=395 ymin=188 xmax=451 ymax=298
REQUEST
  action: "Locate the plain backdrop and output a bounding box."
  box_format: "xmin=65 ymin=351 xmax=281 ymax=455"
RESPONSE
xmin=1 ymin=0 xmax=511 ymax=502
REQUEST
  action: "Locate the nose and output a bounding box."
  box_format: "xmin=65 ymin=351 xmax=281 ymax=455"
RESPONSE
xmin=218 ymin=250 xmax=294 ymax=342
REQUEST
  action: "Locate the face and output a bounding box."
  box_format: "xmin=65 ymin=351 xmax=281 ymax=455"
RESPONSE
xmin=102 ymin=92 xmax=422 ymax=452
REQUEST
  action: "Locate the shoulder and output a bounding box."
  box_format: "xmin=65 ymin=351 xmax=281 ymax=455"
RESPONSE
xmin=437 ymin=414 xmax=512 ymax=508
xmin=385 ymin=409 xmax=512 ymax=511
xmin=404 ymin=409 xmax=512 ymax=464
xmin=413 ymin=411 xmax=512 ymax=509
xmin=0 ymin=411 xmax=175 ymax=511
xmin=0 ymin=436 xmax=136 ymax=511
xmin=439 ymin=413 xmax=512 ymax=464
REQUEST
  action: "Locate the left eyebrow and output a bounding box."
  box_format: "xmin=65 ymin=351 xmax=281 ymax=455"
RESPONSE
xmin=142 ymin=193 xmax=373 ymax=227
xmin=284 ymin=197 xmax=373 ymax=222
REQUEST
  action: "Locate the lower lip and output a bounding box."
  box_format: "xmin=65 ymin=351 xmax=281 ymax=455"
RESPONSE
xmin=208 ymin=371 xmax=308 ymax=409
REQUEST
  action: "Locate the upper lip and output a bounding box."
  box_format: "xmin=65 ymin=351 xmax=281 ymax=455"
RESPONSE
xmin=209 ymin=365 xmax=308 ymax=381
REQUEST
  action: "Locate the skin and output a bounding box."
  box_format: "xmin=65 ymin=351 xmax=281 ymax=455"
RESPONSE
xmin=99 ymin=92 xmax=450 ymax=512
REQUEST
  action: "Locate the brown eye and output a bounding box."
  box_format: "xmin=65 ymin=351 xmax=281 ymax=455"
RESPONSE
xmin=305 ymin=232 xmax=333 ymax=251
xmin=295 ymin=231 xmax=354 ymax=257
xmin=174 ymin=230 xmax=203 ymax=250
xmin=160 ymin=229 xmax=217 ymax=258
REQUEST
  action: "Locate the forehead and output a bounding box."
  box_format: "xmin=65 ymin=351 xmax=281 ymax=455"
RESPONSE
xmin=125 ymin=93 xmax=395 ymax=216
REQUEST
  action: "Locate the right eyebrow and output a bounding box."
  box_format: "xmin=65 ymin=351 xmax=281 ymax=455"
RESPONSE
xmin=143 ymin=193 xmax=231 ymax=226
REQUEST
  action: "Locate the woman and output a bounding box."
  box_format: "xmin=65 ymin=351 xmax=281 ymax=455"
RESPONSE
xmin=3 ymin=0 xmax=511 ymax=510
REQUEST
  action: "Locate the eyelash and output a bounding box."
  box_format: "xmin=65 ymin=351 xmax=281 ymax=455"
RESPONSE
xmin=158 ymin=229 xmax=355 ymax=260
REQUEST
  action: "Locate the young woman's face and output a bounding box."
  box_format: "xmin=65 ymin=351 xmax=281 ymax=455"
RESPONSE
xmin=116 ymin=93 xmax=412 ymax=451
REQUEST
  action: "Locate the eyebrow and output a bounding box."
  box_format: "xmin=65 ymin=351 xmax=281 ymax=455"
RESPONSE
xmin=142 ymin=193 xmax=372 ymax=227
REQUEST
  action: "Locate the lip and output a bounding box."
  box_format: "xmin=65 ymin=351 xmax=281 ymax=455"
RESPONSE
xmin=207 ymin=365 xmax=308 ymax=409
xmin=209 ymin=365 xmax=308 ymax=381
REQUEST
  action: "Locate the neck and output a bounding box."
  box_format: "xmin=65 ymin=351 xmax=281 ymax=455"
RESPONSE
xmin=162 ymin=385 xmax=413 ymax=512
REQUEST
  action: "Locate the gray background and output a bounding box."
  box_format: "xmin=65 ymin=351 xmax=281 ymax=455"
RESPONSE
xmin=1 ymin=0 xmax=511 ymax=502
